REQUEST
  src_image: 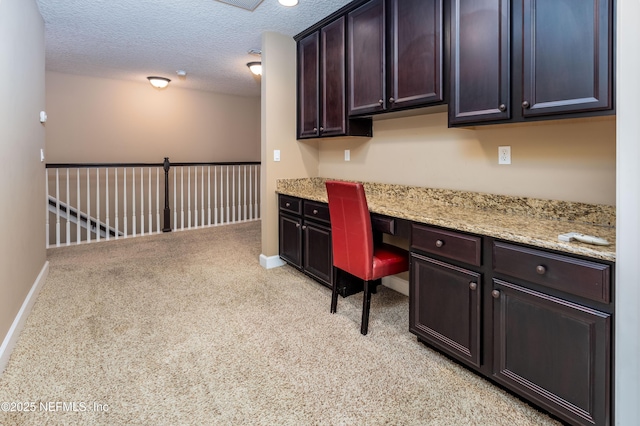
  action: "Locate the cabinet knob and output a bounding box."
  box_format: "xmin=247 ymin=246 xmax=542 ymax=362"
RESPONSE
xmin=313 ymin=209 xmax=318 ymax=214
xmin=522 ymin=100 xmax=530 ymax=109
xmin=319 ymin=127 xmax=324 ymax=132
xmin=435 ymin=240 xmax=444 ymax=248
xmin=313 ymin=127 xmax=318 ymax=132
xmin=302 ymin=225 xmax=307 ymax=230
xmin=499 ymin=104 xmax=506 ymax=112
xmin=285 ymin=202 xmax=290 ymax=207
xmin=389 ymin=97 xmax=395 ymax=103
xmin=295 ymin=223 xmax=300 ymax=228
xmin=536 ymin=265 xmax=546 ymax=275
xmin=492 ymin=290 xmax=500 ymax=299
xmin=378 ymin=99 xmax=384 ymax=105
xmin=469 ymin=282 xmax=478 ymax=291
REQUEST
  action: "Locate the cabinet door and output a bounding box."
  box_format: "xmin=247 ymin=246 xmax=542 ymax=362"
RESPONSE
xmin=297 ymin=31 xmax=320 ymax=139
xmin=388 ymin=0 xmax=443 ymax=110
xmin=449 ymin=0 xmax=510 ymax=125
xmin=348 ymin=0 xmax=385 ymax=116
xmin=303 ymin=221 xmax=333 ymax=287
xmin=410 ymin=253 xmax=482 ymax=368
xmin=492 ymin=279 xmax=610 ymax=426
xmin=279 ymin=214 xmax=303 ymax=268
xmin=321 ymin=17 xmax=347 ymax=137
xmin=521 ymin=0 xmax=612 ymax=117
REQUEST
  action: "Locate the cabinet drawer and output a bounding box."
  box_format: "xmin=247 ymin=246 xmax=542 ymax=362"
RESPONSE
xmin=371 ymin=214 xmax=395 ymax=235
xmin=303 ymin=200 xmax=330 ymax=223
xmin=279 ymin=195 xmax=302 ymax=215
xmin=493 ymin=242 xmax=611 ymax=303
xmin=411 ymin=224 xmax=481 ymax=267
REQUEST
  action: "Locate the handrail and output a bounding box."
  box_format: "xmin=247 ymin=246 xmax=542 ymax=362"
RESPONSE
xmin=45 ymin=158 xmax=262 ymax=247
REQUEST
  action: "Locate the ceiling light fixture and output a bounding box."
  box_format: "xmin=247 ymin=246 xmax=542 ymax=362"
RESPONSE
xmin=247 ymin=62 xmax=262 ymax=76
xmin=278 ymin=0 xmax=298 ymax=6
xmin=147 ymin=76 xmax=171 ymax=89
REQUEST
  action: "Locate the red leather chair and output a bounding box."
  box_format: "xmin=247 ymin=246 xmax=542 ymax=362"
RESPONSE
xmin=325 ymin=180 xmax=409 ymax=335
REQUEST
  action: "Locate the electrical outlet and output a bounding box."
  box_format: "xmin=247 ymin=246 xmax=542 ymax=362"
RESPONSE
xmin=498 ymin=146 xmax=511 ymax=165
xmin=344 ymin=149 xmax=350 ymax=162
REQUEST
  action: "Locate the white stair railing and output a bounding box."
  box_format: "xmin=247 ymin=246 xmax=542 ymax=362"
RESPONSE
xmin=46 ymin=160 xmax=261 ymax=248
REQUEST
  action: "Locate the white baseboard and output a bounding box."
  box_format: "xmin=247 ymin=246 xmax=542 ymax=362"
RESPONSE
xmin=259 ymin=254 xmax=286 ymax=269
xmin=382 ymin=274 xmax=409 ymax=296
xmin=0 ymin=261 xmax=49 ymax=376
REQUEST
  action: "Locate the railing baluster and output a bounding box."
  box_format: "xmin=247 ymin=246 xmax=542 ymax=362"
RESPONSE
xmin=77 ymin=169 xmax=81 ymax=243
xmin=132 ymin=167 xmax=136 ymax=237
xmin=180 ymin=167 xmax=185 ymax=231
xmin=226 ymin=166 xmax=230 ymax=224
xmin=173 ymin=167 xmax=177 ymax=231
xmin=148 ymin=167 xmax=152 ymax=234
xmin=255 ymin=165 xmax=259 ymax=219
xmin=55 ymin=169 xmax=60 ymax=247
xmin=86 ymin=169 xmax=91 ymax=243
xmin=124 ymin=168 xmax=128 ymax=238
xmin=105 ymin=168 xmax=110 ymax=241
xmin=201 ymin=166 xmax=205 ymax=227
xmin=188 ymin=166 xmax=192 ymax=229
xmin=194 ymin=166 xmax=198 ymax=228
xmin=140 ymin=167 xmax=144 ymax=236
xmin=96 ymin=168 xmax=101 ymax=242
xmin=243 ymin=166 xmax=247 ymax=222
xmin=248 ymin=166 xmax=253 ymax=221
xmin=207 ymin=166 xmax=212 ymax=226
xmin=156 ymin=167 xmax=160 ymax=234
xmin=45 ymin=169 xmax=50 ymax=248
xmin=115 ymin=168 xmax=119 ymax=240
xmin=66 ymin=168 xmax=71 ymax=245
xmin=214 ymin=166 xmax=218 ymax=226
xmin=232 ymin=165 xmax=237 ymax=223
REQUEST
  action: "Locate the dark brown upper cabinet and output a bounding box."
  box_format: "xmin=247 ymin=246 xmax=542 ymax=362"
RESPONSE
xmin=348 ymin=0 xmax=444 ymax=116
xmin=449 ymin=0 xmax=614 ymax=126
xmin=296 ymin=16 xmax=372 ymax=139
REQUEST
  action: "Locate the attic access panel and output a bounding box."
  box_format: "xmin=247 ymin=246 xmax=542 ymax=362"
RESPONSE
xmin=214 ymin=0 xmax=265 ymax=11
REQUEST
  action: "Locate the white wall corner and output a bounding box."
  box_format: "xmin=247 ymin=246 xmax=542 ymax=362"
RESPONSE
xmin=0 ymin=261 xmax=49 ymax=376
xmin=382 ymin=275 xmax=409 ymax=297
xmin=259 ymin=254 xmax=286 ymax=270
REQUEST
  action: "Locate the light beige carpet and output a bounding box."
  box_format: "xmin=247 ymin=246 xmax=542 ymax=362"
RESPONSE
xmin=0 ymin=222 xmax=559 ymax=425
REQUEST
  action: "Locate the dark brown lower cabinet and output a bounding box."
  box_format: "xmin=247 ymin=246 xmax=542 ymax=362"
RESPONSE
xmin=303 ymin=221 xmax=332 ymax=285
xmin=492 ymin=279 xmax=611 ymax=426
xmin=278 ymin=195 xmax=333 ymax=288
xmin=410 ymin=253 xmax=482 ymax=368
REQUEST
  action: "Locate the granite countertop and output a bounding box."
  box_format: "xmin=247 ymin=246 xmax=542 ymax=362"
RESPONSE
xmin=276 ymin=177 xmax=616 ymax=262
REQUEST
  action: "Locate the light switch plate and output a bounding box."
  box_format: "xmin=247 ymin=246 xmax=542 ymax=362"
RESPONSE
xmin=273 ymin=150 xmax=280 ymax=162
xmin=344 ymin=149 xmax=350 ymax=161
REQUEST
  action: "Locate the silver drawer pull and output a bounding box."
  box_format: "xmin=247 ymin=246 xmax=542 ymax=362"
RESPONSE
xmin=536 ymin=265 xmax=546 ymax=275
xmin=313 ymin=209 xmax=318 ymax=214
xmin=492 ymin=290 xmax=500 ymax=299
xmin=435 ymin=240 xmax=444 ymax=248
xmin=285 ymin=202 xmax=291 ymax=207
xmin=469 ymin=282 xmax=477 ymax=291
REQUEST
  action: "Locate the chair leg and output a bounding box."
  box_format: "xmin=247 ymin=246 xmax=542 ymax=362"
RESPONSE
xmin=330 ymin=266 xmax=339 ymax=313
xmin=361 ymin=280 xmax=372 ymax=335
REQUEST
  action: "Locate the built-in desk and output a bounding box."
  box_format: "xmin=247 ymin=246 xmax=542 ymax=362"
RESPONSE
xmin=277 ymin=177 xmax=615 ymax=426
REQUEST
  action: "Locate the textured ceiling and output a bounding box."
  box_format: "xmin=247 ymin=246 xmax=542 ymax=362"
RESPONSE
xmin=35 ymin=0 xmax=354 ymax=97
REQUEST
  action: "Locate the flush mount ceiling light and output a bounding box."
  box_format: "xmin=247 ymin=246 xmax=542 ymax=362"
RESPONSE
xmin=247 ymin=61 xmax=262 ymax=76
xmin=147 ymin=76 xmax=171 ymax=89
xmin=279 ymin=0 xmax=298 ymax=6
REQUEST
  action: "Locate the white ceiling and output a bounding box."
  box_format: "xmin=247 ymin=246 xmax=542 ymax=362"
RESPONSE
xmin=35 ymin=0 xmax=354 ymax=97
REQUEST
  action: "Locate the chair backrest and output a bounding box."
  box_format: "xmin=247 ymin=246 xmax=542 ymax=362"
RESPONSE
xmin=325 ymin=180 xmax=374 ymax=280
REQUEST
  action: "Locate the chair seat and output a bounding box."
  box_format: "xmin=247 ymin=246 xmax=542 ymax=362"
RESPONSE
xmin=370 ymin=243 xmax=409 ymax=281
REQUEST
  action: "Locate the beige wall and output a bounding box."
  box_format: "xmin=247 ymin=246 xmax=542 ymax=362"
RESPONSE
xmin=319 ymin=113 xmax=616 ymax=205
xmin=260 ymin=32 xmax=319 ymax=258
xmin=45 ymin=72 xmax=260 ymax=163
xmin=0 ymin=0 xmax=46 ymax=348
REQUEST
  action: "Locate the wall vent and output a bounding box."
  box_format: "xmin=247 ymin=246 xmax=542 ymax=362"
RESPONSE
xmin=214 ymin=0 xmax=264 ymax=11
